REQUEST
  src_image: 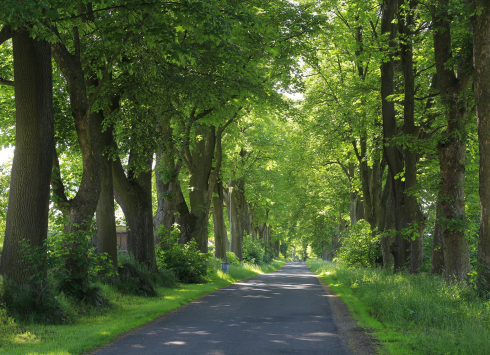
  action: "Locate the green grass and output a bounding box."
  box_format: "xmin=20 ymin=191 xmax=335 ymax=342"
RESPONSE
xmin=307 ymin=258 xmax=490 ymax=355
xmin=0 ymin=258 xmax=285 ymax=355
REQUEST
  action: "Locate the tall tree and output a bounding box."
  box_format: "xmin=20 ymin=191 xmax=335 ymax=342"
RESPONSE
xmin=433 ymin=0 xmax=473 ymax=282
xmin=0 ymin=26 xmax=54 ymax=291
xmin=472 ymin=0 xmax=490 ymax=291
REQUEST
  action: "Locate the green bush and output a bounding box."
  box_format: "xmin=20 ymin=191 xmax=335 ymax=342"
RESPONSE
xmin=111 ymin=253 xmax=178 ymax=295
xmin=335 ymin=219 xmax=381 ymax=268
xmin=242 ymin=236 xmax=264 ymax=264
xmin=226 ymin=252 xmax=240 ymax=265
xmin=0 ymin=276 xmax=64 ymax=323
xmin=156 ymin=225 xmax=210 ymax=283
xmin=47 ymin=230 xmax=114 ymax=304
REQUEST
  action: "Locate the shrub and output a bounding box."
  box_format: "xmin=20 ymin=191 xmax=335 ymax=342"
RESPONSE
xmin=0 ymin=276 xmax=64 ymax=323
xmin=156 ymin=225 xmax=210 ymax=283
xmin=242 ymin=236 xmax=264 ymax=264
xmin=226 ymin=252 xmax=240 ymax=265
xmin=109 ymin=254 xmax=178 ymax=296
xmin=335 ymin=219 xmax=381 ymax=268
xmin=47 ymin=229 xmax=115 ymax=305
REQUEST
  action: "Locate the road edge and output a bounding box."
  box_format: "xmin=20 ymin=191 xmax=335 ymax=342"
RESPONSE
xmin=317 ymin=276 xmax=382 ymax=355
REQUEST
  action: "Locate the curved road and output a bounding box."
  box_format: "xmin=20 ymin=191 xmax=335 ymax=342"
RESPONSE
xmin=93 ymin=262 xmax=354 ymax=355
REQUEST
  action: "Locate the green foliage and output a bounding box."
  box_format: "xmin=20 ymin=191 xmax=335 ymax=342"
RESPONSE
xmin=335 ymin=220 xmax=381 ymax=268
xmin=242 ymin=235 xmax=264 ymax=264
xmin=156 ymin=225 xmax=209 ymax=283
xmin=0 ymin=276 xmax=64 ymax=324
xmin=308 ymin=259 xmax=490 ymax=355
xmin=111 ymin=253 xmax=178 ymax=296
xmin=44 ymin=227 xmax=115 ymax=305
xmin=225 ymin=252 xmax=240 ymax=266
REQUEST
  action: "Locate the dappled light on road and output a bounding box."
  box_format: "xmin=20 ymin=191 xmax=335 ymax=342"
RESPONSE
xmin=94 ymin=263 xmax=351 ymax=355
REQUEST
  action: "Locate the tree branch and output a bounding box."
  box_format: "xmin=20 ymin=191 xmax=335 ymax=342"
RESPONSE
xmin=0 ymin=79 xmax=14 ymax=87
xmin=0 ymin=25 xmax=13 ymax=45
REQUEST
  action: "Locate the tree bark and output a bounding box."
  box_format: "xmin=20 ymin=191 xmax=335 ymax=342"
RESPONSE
xmin=93 ymin=110 xmax=117 ymax=269
xmin=431 ymin=192 xmax=445 ymax=275
xmin=381 ymin=0 xmax=411 ymax=271
xmin=188 ymin=126 xmax=216 ymax=252
xmin=472 ymin=0 xmax=490 ymax=291
xmin=433 ymin=0 xmax=472 ymax=282
xmin=0 ymin=29 xmax=54 ymax=289
xmin=51 ymin=31 xmax=102 ymax=295
xmin=212 ymin=180 xmax=228 ymax=260
xmin=113 ymin=154 xmax=156 ymax=270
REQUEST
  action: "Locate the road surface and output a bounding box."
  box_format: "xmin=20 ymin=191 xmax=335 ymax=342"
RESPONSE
xmin=92 ymin=262 xmax=363 ymax=355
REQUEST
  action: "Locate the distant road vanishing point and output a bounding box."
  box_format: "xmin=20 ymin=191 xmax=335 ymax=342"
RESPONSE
xmin=91 ymin=262 xmax=361 ymax=355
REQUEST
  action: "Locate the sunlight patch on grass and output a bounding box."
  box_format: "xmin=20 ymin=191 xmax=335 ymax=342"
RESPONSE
xmin=12 ymin=332 xmax=39 ymax=344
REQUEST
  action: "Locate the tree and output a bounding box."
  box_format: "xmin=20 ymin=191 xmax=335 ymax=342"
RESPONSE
xmin=0 ymin=26 xmax=54 ymax=293
xmin=432 ymin=0 xmax=473 ymax=282
xmin=472 ymin=0 xmax=490 ymax=291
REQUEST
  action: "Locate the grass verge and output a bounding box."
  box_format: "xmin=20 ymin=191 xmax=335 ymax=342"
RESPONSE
xmin=0 ymin=258 xmax=285 ymax=355
xmin=306 ymin=258 xmax=490 ymax=355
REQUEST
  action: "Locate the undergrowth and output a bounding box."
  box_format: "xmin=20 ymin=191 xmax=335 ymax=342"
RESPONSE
xmin=307 ymin=258 xmax=490 ymax=355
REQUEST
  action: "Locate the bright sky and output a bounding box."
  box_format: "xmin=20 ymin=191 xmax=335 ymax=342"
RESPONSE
xmin=0 ymin=146 xmax=14 ymax=165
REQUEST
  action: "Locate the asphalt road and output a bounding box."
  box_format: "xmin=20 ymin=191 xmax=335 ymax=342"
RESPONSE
xmin=92 ymin=262 xmax=353 ymax=355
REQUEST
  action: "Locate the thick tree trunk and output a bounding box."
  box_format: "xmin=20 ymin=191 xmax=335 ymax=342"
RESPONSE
xmin=0 ymin=30 xmax=54 ymax=288
xmin=113 ymin=155 xmax=155 ymax=270
xmin=381 ymin=0 xmax=411 ymax=271
xmin=472 ymin=0 xmax=490 ymax=291
xmin=93 ymin=110 xmax=117 ymax=269
xmin=433 ymin=0 xmax=472 ymax=282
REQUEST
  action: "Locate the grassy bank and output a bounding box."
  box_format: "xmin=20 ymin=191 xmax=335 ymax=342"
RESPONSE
xmin=307 ymin=258 xmax=490 ymax=355
xmin=0 ymin=258 xmax=285 ymax=355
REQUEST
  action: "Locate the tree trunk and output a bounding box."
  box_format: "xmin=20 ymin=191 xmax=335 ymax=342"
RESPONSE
xmin=213 ymin=180 xmax=228 ymax=260
xmin=0 ymin=29 xmax=54 ymax=289
xmin=431 ymin=193 xmax=445 ymax=275
xmin=113 ymin=154 xmax=156 ymax=270
xmin=472 ymin=0 xmax=490 ymax=291
xmin=399 ymin=2 xmax=425 ymax=274
xmin=380 ymin=0 xmax=411 ymax=271
xmin=51 ymin=35 xmax=102 ymax=295
xmin=433 ymin=0 xmax=472 ymax=282
xmin=229 ymin=180 xmax=243 ymax=260
xmin=381 ymin=182 xmax=396 ymax=269
xmin=93 ymin=110 xmax=117 ymax=269
xmin=189 ymin=126 xmax=216 ymax=252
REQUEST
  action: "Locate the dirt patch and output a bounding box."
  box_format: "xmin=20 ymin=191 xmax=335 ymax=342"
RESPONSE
xmin=318 ymin=277 xmax=382 ymax=355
